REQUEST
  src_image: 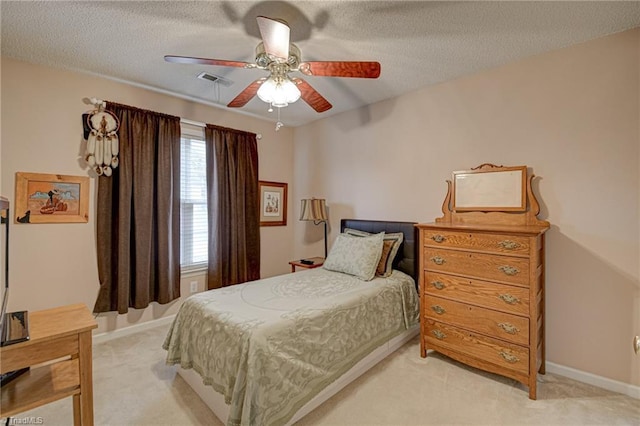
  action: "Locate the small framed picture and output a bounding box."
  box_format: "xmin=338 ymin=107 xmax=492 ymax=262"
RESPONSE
xmin=14 ymin=172 xmax=90 ymax=224
xmin=259 ymin=180 xmax=287 ymax=226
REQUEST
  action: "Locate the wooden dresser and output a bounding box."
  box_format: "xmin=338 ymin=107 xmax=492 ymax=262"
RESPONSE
xmin=417 ymin=164 xmax=549 ymax=399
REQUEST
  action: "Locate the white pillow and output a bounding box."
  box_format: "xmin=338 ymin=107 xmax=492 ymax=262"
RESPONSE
xmin=323 ymin=232 xmax=385 ymax=281
xmin=343 ymin=228 xmax=404 ymax=277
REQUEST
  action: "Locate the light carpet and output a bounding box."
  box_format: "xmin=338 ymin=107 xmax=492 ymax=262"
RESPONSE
xmin=14 ymin=323 xmax=639 ymax=425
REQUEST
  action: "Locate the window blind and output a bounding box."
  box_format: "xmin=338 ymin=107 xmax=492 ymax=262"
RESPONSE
xmin=180 ymin=123 xmax=208 ymax=271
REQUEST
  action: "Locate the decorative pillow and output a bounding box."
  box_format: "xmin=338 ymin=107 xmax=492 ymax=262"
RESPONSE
xmin=322 ymin=232 xmax=385 ymax=281
xmin=343 ymin=228 xmax=404 ymax=277
xmin=376 ymin=240 xmax=394 ymax=276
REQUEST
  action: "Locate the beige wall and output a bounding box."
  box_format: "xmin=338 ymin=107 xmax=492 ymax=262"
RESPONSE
xmin=2 ymin=29 xmax=638 ymax=388
xmin=0 ymin=56 xmax=3 ymax=189
xmin=0 ymin=58 xmax=296 ymax=333
xmin=635 ymin=29 xmax=640 ymax=387
xmin=293 ymin=29 xmax=640 ymax=386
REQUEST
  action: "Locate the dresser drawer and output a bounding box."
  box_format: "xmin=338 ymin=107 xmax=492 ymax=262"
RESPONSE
xmin=425 ymin=319 xmax=529 ymax=376
xmin=424 ymin=296 xmax=529 ymax=345
xmin=423 ymin=229 xmax=530 ymax=256
xmin=424 ymin=248 xmax=530 ymax=286
xmin=424 ymin=272 xmax=530 ymax=316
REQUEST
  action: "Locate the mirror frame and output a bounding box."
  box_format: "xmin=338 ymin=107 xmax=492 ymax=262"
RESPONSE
xmin=451 ymin=164 xmax=527 ymax=212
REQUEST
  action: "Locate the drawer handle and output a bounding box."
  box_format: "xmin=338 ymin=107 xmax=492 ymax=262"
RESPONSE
xmin=498 ymin=322 xmax=520 ymax=335
xmin=499 ymin=351 xmax=520 ymax=364
xmin=430 ymin=256 xmax=446 ymax=265
xmin=431 ymin=305 xmax=446 ymax=315
xmin=498 ymin=240 xmax=520 ymax=250
xmin=498 ymin=294 xmax=520 ymax=305
xmin=432 ymin=330 xmax=447 ymax=340
xmin=498 ymin=265 xmax=519 ymax=276
xmin=431 ymin=234 xmax=446 ymax=243
xmin=431 ymin=281 xmax=445 ymax=290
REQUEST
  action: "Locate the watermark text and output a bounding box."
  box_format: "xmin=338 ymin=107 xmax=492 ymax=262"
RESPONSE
xmin=7 ymin=417 xmax=44 ymax=425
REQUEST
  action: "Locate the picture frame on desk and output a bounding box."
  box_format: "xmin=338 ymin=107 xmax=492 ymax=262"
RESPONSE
xmin=1 ymin=311 xmax=29 ymax=347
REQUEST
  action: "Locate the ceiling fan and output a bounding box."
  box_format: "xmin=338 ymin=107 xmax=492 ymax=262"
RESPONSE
xmin=165 ymin=16 xmax=381 ymax=113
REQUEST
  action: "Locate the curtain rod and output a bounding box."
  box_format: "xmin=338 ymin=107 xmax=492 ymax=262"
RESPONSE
xmin=181 ymin=119 xmax=262 ymax=140
xmin=180 ymin=118 xmax=205 ymax=127
xmin=83 ymin=98 xmax=262 ymax=140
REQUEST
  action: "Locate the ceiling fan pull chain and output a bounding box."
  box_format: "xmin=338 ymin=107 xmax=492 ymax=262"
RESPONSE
xmin=275 ymin=107 xmax=284 ymax=131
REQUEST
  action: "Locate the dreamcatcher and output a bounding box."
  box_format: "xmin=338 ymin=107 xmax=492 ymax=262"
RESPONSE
xmin=84 ymin=99 xmax=119 ymax=176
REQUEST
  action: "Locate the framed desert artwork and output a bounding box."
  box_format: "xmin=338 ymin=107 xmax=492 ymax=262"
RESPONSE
xmin=259 ymin=180 xmax=287 ymax=226
xmin=15 ymin=172 xmax=90 ymax=224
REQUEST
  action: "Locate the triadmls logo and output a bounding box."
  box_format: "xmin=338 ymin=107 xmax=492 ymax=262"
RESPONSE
xmin=8 ymin=417 xmax=44 ymax=425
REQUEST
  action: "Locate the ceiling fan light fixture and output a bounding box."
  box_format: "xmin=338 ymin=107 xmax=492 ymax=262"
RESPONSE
xmin=257 ymin=77 xmax=300 ymax=108
xmin=166 ymin=16 xmax=379 ymax=115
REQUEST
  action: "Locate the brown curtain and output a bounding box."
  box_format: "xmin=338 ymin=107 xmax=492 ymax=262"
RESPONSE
xmin=93 ymin=102 xmax=181 ymax=314
xmin=205 ymin=124 xmax=260 ymax=289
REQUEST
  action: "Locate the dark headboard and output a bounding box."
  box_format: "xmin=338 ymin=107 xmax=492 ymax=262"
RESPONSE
xmin=340 ymin=219 xmax=418 ymax=283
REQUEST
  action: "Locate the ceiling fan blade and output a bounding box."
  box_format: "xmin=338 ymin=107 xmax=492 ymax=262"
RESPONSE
xmin=292 ymin=78 xmax=332 ymax=113
xmin=165 ymin=55 xmax=253 ymax=69
xmin=227 ymin=78 xmax=266 ymax=108
xmin=256 ymin=16 xmax=290 ymax=61
xmin=298 ymin=61 xmax=381 ymax=78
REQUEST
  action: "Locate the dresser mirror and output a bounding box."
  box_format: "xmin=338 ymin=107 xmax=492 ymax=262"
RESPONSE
xmin=452 ymin=164 xmax=527 ymax=212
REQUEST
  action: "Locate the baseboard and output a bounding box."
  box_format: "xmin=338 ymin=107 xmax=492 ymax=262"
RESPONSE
xmin=545 ymin=361 xmax=640 ymax=399
xmin=92 ymin=314 xmax=175 ymax=345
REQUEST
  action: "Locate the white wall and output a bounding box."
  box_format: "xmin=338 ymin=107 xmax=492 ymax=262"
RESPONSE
xmin=0 ymin=58 xmax=296 ymax=334
xmin=293 ymin=29 xmax=640 ymax=387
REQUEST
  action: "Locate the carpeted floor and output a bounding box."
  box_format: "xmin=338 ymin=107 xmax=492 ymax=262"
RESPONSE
xmin=14 ymin=323 xmax=640 ymax=425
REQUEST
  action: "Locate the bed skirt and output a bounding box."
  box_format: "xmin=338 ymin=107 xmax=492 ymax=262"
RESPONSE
xmin=177 ymin=324 xmax=419 ymax=425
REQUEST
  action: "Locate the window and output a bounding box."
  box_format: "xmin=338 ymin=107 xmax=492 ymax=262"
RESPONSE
xmin=180 ymin=123 xmax=207 ymax=271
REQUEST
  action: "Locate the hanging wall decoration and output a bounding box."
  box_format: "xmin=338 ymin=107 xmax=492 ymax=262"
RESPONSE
xmin=83 ymin=99 xmax=119 ymax=177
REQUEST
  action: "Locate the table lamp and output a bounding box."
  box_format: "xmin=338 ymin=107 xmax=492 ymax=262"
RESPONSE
xmin=299 ymin=198 xmax=328 ymax=258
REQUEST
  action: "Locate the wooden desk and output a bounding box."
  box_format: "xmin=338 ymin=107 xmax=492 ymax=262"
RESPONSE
xmin=1 ymin=304 xmax=97 ymax=425
xmin=289 ymin=257 xmax=325 ymax=272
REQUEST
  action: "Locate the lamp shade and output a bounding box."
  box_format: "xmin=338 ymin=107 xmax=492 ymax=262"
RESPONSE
xmin=299 ymin=198 xmax=327 ymax=221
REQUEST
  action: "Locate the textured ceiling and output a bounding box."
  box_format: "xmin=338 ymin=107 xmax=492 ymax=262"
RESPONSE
xmin=2 ymin=1 xmax=639 ymax=127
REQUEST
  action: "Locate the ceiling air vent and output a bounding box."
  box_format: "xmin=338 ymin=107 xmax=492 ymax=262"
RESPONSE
xmin=197 ymin=72 xmax=233 ymax=87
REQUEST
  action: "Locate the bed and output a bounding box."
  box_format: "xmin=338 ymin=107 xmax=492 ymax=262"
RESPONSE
xmin=163 ymin=219 xmax=419 ymax=426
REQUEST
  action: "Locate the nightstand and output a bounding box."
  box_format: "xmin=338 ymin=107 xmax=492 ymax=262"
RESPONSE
xmin=289 ymin=257 xmax=325 ymax=272
xmin=1 ymin=304 xmax=97 ymax=424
